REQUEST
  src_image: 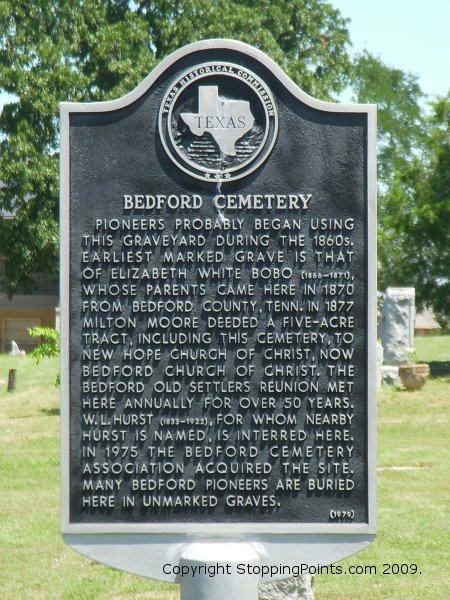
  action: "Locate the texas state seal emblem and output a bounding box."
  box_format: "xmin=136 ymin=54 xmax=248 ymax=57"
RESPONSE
xmin=159 ymin=62 xmax=278 ymax=182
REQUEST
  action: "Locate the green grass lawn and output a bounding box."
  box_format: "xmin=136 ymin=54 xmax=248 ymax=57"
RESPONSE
xmin=414 ymin=334 xmax=450 ymax=363
xmin=0 ymin=356 xmax=177 ymax=599
xmin=1 ymin=337 xmax=449 ymax=599
xmin=315 ymin=335 xmax=450 ymax=599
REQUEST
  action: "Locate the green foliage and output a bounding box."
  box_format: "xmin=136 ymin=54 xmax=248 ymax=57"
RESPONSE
xmin=377 ymin=95 xmax=450 ymax=325
xmin=0 ymin=1 xmax=155 ymax=295
xmin=137 ymin=0 xmax=352 ymax=100
xmin=0 ymin=0 xmax=351 ymax=296
xmin=27 ymin=326 xmax=60 ymax=363
xmin=351 ymin=50 xmax=426 ymax=186
xmin=27 ymin=326 xmax=60 ymax=384
xmin=352 ymin=52 xmax=449 ymax=323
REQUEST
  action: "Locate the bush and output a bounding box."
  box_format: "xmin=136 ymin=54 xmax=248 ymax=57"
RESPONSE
xmin=27 ymin=327 xmax=60 ymax=385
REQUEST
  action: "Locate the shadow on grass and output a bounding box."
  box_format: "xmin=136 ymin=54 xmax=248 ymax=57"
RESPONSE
xmin=40 ymin=407 xmax=60 ymax=416
xmin=428 ymin=361 xmax=450 ymax=376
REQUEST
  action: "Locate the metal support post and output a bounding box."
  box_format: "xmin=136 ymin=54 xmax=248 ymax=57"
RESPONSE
xmin=180 ymin=542 xmax=260 ymax=600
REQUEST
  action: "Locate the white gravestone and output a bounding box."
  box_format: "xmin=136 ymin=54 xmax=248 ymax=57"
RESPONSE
xmin=381 ymin=287 xmax=415 ymax=366
xmin=259 ymin=576 xmax=314 ymax=600
xmin=8 ymin=340 xmax=26 ymax=356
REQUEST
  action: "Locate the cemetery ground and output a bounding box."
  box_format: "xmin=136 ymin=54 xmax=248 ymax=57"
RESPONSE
xmin=0 ymin=337 xmax=448 ymax=599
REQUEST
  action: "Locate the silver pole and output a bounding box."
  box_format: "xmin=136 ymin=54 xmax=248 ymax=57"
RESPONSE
xmin=180 ymin=542 xmax=260 ymax=600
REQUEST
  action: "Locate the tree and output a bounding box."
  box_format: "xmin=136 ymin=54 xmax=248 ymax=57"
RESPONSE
xmin=0 ymin=0 xmax=351 ymax=296
xmin=0 ymin=1 xmax=154 ymax=295
xmin=377 ymin=96 xmax=450 ymax=326
xmin=137 ymin=0 xmax=352 ymax=100
xmin=351 ymin=50 xmax=426 ymax=187
xmin=349 ymin=52 xmax=450 ymax=323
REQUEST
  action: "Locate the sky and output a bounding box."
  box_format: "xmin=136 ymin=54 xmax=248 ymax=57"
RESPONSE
xmin=332 ymin=0 xmax=449 ymax=99
xmin=0 ymin=1 xmax=449 ymax=108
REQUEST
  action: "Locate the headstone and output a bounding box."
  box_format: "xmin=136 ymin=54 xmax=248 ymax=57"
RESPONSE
xmin=381 ymin=287 xmax=415 ymax=365
xmin=60 ymin=40 xmax=376 ymax=593
xmin=381 ymin=365 xmax=402 ymax=387
xmin=260 ymin=576 xmax=314 ymax=600
xmin=8 ymin=340 xmax=25 ymax=356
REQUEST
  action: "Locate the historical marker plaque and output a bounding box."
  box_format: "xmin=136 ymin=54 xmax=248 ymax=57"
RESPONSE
xmin=61 ymin=40 xmax=376 ymax=578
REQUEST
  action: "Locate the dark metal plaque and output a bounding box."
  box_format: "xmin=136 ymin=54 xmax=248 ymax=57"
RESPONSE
xmin=61 ymin=40 xmax=376 ymax=540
